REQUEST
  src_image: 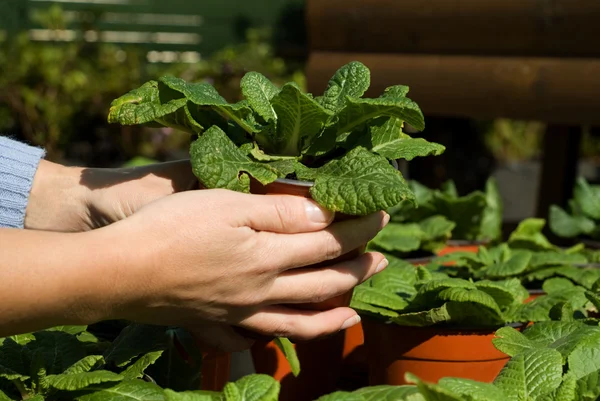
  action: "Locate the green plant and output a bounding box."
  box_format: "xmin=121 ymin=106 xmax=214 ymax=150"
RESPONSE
xmin=387 ymin=178 xmax=502 ymax=242
xmin=350 ymin=255 xmax=539 ymax=327
xmin=550 ymin=177 xmax=600 ymax=241
xmin=368 ymin=215 xmax=455 ymax=256
xmin=108 ymin=61 xmax=444 ymax=215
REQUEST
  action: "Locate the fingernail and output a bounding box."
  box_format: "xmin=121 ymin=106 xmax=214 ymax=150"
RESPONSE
xmin=305 ymin=200 xmax=332 ymax=223
xmin=376 ymin=258 xmax=389 ymax=273
xmin=340 ymin=315 xmax=361 ymax=331
xmin=382 ymin=213 xmax=390 ymax=228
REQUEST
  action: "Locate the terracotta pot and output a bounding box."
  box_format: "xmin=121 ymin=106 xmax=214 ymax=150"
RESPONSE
xmin=200 ymin=351 xmax=231 ymax=391
xmin=337 ymin=322 xmax=369 ymax=391
xmin=437 ymin=240 xmax=489 ymax=256
xmin=251 ymin=331 xmax=346 ymax=401
xmin=525 ymin=289 xmax=545 ymax=303
xmin=250 ymin=178 xmax=364 ymax=311
xmin=362 ymin=318 xmax=515 ymax=385
xmin=249 ymin=178 xmax=367 ymax=400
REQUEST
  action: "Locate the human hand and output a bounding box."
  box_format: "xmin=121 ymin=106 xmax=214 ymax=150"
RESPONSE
xmin=99 ymin=189 xmax=388 ymax=344
xmin=25 ymin=159 xmax=197 ymax=232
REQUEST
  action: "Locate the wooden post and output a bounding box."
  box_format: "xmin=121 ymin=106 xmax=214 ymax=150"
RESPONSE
xmin=536 ymin=125 xmax=582 ymax=220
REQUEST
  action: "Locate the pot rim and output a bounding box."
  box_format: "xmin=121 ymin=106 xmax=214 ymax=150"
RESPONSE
xmin=527 ymin=289 xmax=545 ymax=295
xmin=446 ymin=239 xmax=490 ymax=246
xmin=365 ymin=317 xmax=523 ymax=334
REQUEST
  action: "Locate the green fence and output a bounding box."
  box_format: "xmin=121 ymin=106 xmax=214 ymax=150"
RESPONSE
xmin=0 ymin=0 xmax=304 ymax=59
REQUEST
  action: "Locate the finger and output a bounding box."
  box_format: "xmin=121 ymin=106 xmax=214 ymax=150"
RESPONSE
xmin=187 ymin=322 xmax=253 ymax=353
xmin=236 ymin=306 xmax=361 ymax=342
xmin=260 ymin=211 xmax=389 ymax=271
xmin=265 ymin=252 xmax=387 ymax=304
xmin=231 ymin=193 xmax=335 ymax=233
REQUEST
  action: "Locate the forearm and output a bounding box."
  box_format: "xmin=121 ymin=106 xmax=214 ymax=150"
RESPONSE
xmin=0 ymin=227 xmax=125 ymax=336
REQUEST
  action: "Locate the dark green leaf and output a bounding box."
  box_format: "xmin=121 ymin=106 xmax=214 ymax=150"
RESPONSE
xmin=320 ymin=61 xmax=370 ymax=113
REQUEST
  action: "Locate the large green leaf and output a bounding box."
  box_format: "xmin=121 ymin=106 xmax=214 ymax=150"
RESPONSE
xmin=492 ymin=326 xmax=540 ymax=357
xmin=494 ymin=348 xmax=562 ymax=401
xmin=508 ymin=218 xmax=557 ymax=251
xmin=63 ymin=356 xmax=105 ymax=375
xmin=190 ymin=126 xmax=278 ymax=193
xmin=566 ymin=333 xmax=600 ymax=380
xmin=29 ymin=331 xmax=87 ymax=375
xmin=369 ymin=222 xmax=424 ymax=253
xmin=46 ymin=370 xmax=123 ymax=391
xmin=315 ymin=392 xmax=364 ymax=401
xmin=549 ymin=205 xmax=595 ymax=238
xmin=352 ymin=286 xmax=409 ymax=312
xmin=350 ymin=299 xmax=400 ymax=319
xmin=529 ymin=251 xmax=588 ymax=269
xmin=164 ymin=389 xmax=220 ymax=401
xmin=392 ymin=304 xmax=452 ymax=327
xmin=432 ymin=191 xmax=488 ymax=241
xmin=369 ymin=258 xmax=418 ymax=298
xmin=269 ymin=83 xmax=332 ymax=156
xmin=479 ymin=251 xmax=531 ymax=279
xmin=479 ymin=177 xmax=503 ymax=241
xmin=405 ymin=373 xmax=463 ymax=401
xmin=320 ymin=61 xmax=370 ymax=113
xmin=333 ymin=94 xmax=425 ymax=141
xmin=223 ymin=374 xmax=279 ymax=401
xmin=308 ymin=147 xmax=415 ymax=215
xmin=0 ymin=338 xmax=30 ymax=381
xmin=75 ymin=379 xmax=166 ymax=401
xmin=476 ymin=279 xmax=528 ymax=307
xmin=240 ymin=72 xmax=280 ymax=122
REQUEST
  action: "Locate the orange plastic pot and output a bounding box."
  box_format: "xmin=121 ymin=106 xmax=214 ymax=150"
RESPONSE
xmin=437 ymin=240 xmax=489 ymax=256
xmin=338 ymin=322 xmax=369 ymax=391
xmin=362 ymin=318 xmax=515 ymax=385
xmin=200 ymin=351 xmax=231 ymax=391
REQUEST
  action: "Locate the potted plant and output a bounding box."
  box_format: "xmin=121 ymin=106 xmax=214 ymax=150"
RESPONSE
xmin=350 ymin=255 xmax=538 ymax=385
xmin=108 ymin=61 xmax=444 ymax=401
xmin=386 ymin=178 xmax=503 ymax=256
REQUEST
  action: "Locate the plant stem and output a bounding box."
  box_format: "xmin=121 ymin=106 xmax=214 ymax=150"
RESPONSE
xmin=11 ymin=380 xmax=30 ymax=400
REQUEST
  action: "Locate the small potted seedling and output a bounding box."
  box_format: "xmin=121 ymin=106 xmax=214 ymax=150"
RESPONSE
xmin=109 ymin=61 xmax=444 ymax=401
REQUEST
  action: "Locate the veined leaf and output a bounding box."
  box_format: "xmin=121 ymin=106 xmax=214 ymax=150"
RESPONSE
xmin=308 ymin=147 xmax=415 ymax=215
xmin=405 ymin=373 xmax=463 ymax=401
xmin=352 ymin=286 xmax=408 ymax=312
xmin=269 ymin=83 xmax=332 ymax=156
xmin=493 ymin=326 xmax=540 ymax=357
xmin=225 ymin=374 xmax=279 ymax=401
xmin=273 ymin=338 xmax=299 ymax=377
xmin=103 ymin=324 xmax=166 ymax=368
xmin=574 ymin=177 xmax=600 ymax=220
xmin=164 ymin=389 xmax=221 ymax=401
xmin=29 ymin=331 xmax=86 ymax=375
xmin=494 ymin=348 xmax=562 ymax=401
xmin=475 ymin=279 xmax=525 ymax=308
xmin=480 ymin=251 xmax=531 ymax=279
xmin=566 ymin=333 xmax=600 ymax=380
xmin=354 ymin=385 xmax=422 ymax=401
xmin=240 ymin=72 xmax=280 ymax=122
xmin=320 ymin=61 xmax=370 ymax=113
xmin=190 ymin=126 xmax=278 ymax=193
xmin=315 ymin=391 xmax=363 ymax=401
xmin=64 ymin=355 xmax=105 ymax=374
xmin=74 ymin=379 xmax=165 ymax=401
xmin=121 ymin=351 xmax=163 ymax=380
xmin=392 ymin=304 xmax=452 ymax=327
xmin=370 ymin=222 xmax=424 ymax=253
xmin=529 ymin=251 xmax=588 ymax=269
xmin=46 ymin=370 xmax=123 ymax=391
xmin=0 ymin=338 xmax=30 ymax=381
xmin=350 ymin=299 xmax=400 ymax=319
xmin=508 ymin=218 xmax=557 ymax=251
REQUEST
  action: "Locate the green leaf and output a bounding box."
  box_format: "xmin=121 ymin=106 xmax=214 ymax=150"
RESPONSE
xmin=418 ymin=215 xmax=456 ymax=242
xmin=529 ymin=251 xmax=588 ymax=269
xmin=240 ymin=72 xmax=280 ymax=122
xmin=226 ymin=374 xmax=279 ymax=401
xmin=494 ymin=348 xmax=562 ymax=401
xmin=0 ymin=389 xmax=11 ymax=401
xmin=268 ymin=83 xmax=332 ymax=156
xmin=405 ymin=373 xmax=463 ymax=401
xmin=320 ymin=61 xmax=370 ymax=113
xmin=369 ymin=258 xmax=418 ymax=297
xmin=308 ymin=147 xmax=415 ymax=215
xmin=480 ymin=177 xmax=503 ymax=241
xmin=479 ymin=251 xmax=531 ymax=279
xmin=438 ymin=377 xmax=507 ymax=401
xmin=74 ymin=379 xmax=166 ymax=401
xmin=333 ymin=94 xmax=425 ymax=140
xmin=190 ymin=126 xmax=278 ymax=193
xmin=159 ymin=76 xmax=257 ymax=134
xmin=46 ymin=326 xmax=88 ymax=335
xmin=521 ymin=320 xmax=587 ymax=346
xmin=273 ymin=338 xmax=299 ymax=377
xmin=164 ymin=389 xmax=221 ymax=401
xmin=315 ymin=392 xmax=364 ymax=401
xmin=392 ymin=304 xmax=452 ymax=327
xmin=566 ymin=333 xmax=600 ymax=380
xmin=354 ymin=385 xmax=422 ymax=401
xmin=103 ymin=324 xmax=166 ymax=368
xmin=121 ymin=351 xmax=163 ymax=380
xmin=352 ymin=286 xmax=409 ymax=312
xmin=64 ymin=356 xmax=105 ymax=374
xmin=29 ymin=331 xmax=86 ymax=375
xmin=508 ymin=218 xmax=557 ymax=251
xmin=47 ymin=370 xmax=123 ymax=391
xmin=370 ymin=223 xmax=424 ymax=253
xmin=0 ymin=338 xmax=31 ymax=381
xmin=493 ymin=326 xmax=540 ymax=357
xmin=432 ymin=191 xmax=488 ymax=241
xmin=549 ymin=205 xmax=595 ymax=238
xmin=573 ymin=177 xmax=600 ymax=220
xmin=476 ymin=279 xmax=528 ymax=307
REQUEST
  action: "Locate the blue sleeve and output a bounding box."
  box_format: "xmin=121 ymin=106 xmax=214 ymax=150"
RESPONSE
xmin=0 ymin=136 xmax=46 ymax=228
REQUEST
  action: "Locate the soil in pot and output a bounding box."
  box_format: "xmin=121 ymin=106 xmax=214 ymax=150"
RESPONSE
xmin=362 ymin=318 xmax=517 ymax=385
xmin=249 ymin=178 xmax=366 ymax=401
xmin=437 ymin=239 xmax=489 ymax=256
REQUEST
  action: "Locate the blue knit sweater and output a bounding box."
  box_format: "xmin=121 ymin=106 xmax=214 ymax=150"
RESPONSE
xmin=0 ymin=136 xmax=45 ymax=228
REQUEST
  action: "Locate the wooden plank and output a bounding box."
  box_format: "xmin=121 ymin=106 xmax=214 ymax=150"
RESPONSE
xmin=535 ymin=126 xmax=581 ymax=226
xmin=307 ymin=52 xmax=600 ymax=126
xmin=307 ymin=0 xmax=600 ymax=57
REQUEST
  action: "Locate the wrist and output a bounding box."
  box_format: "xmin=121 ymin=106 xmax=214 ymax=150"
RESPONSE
xmin=25 ymin=160 xmax=90 ymax=232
